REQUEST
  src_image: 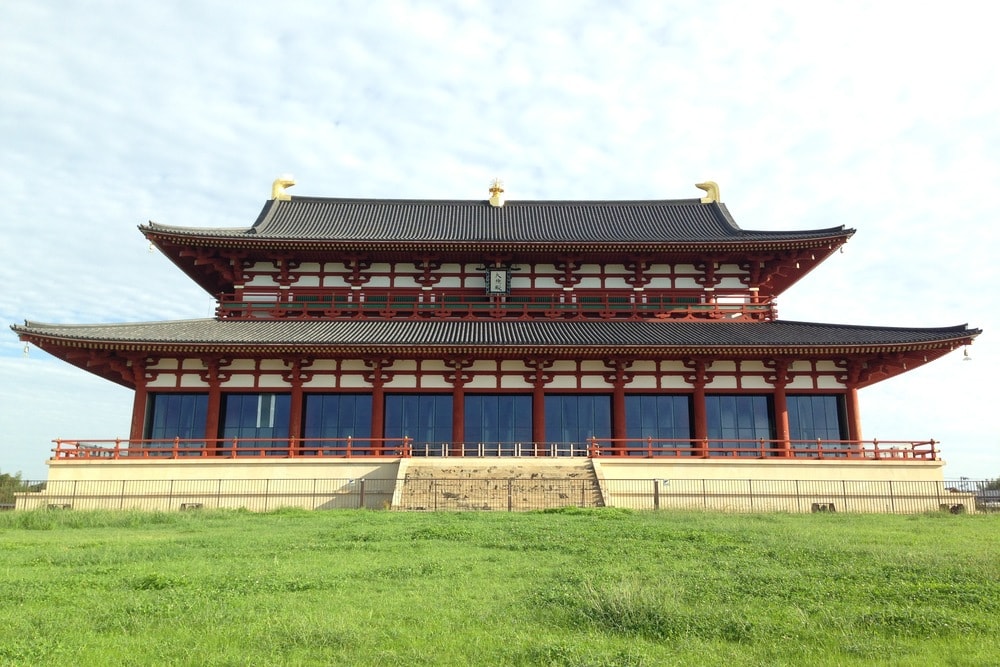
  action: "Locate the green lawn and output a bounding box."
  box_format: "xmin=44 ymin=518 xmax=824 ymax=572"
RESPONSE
xmin=1 ymin=508 xmax=997 ymax=666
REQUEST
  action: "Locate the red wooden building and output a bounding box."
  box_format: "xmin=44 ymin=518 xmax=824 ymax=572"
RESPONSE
xmin=11 ymin=179 xmax=981 ymax=509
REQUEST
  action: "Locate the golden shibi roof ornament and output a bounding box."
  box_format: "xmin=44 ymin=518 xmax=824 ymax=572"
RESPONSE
xmin=488 ymin=177 xmax=505 ymax=208
xmin=695 ymin=181 xmax=720 ymax=204
xmin=271 ymin=175 xmax=296 ymax=201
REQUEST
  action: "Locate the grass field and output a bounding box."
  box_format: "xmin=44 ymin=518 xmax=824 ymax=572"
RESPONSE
xmin=1 ymin=508 xmax=997 ymax=666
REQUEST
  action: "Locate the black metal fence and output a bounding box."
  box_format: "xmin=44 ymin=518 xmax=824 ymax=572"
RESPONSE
xmin=7 ymin=478 xmax=995 ymax=513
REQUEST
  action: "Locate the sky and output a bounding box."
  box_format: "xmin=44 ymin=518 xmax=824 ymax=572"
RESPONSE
xmin=1 ymin=1 xmax=996 ymax=482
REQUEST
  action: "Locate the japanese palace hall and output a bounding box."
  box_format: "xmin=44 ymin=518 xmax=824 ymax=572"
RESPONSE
xmin=13 ymin=178 xmax=980 ymax=485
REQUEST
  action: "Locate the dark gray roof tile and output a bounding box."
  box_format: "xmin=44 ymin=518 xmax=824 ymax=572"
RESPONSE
xmin=14 ymin=319 xmax=979 ymax=353
xmin=144 ymin=197 xmax=852 ymax=245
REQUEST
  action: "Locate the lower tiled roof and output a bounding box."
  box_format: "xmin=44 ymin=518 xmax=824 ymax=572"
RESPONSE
xmin=13 ymin=319 xmax=979 ymax=355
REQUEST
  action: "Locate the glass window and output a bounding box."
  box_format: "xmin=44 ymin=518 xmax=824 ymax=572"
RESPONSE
xmin=624 ymin=395 xmax=692 ymax=456
xmin=221 ymin=393 xmax=290 ymax=456
xmin=544 ymin=394 xmax=611 ymax=456
xmin=385 ymin=394 xmax=452 ymax=456
xmin=705 ymin=395 xmax=774 ymax=457
xmin=464 ymin=394 xmax=532 ymax=455
xmin=146 ymin=393 xmax=208 ymax=456
xmin=303 ymin=394 xmax=372 ymax=455
xmin=787 ymin=395 xmax=846 ymax=457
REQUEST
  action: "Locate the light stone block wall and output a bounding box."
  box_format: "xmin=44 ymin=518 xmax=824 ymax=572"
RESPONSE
xmin=17 ymin=459 xmax=402 ymax=511
xmin=15 ymin=457 xmax=970 ymax=514
xmin=591 ymin=458 xmax=971 ymax=513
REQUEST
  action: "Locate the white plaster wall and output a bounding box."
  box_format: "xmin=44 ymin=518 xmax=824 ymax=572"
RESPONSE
xmin=393 ymin=275 xmax=421 ymax=288
xmin=294 ymin=276 xmax=320 ymax=287
xmin=384 ymin=375 xmax=418 ymax=388
xmin=322 ymin=275 xmax=350 ymax=287
xmin=340 ymin=360 xmax=369 ymax=372
xmin=257 ymin=374 xmax=287 ymax=388
xmin=221 ymin=375 xmax=256 ymax=388
xmin=533 ymin=276 xmax=561 ymax=289
xmin=498 ymin=376 xmax=533 ymax=390
xmin=304 ymin=375 xmax=339 ymax=388
xmin=246 ymin=275 xmax=278 ymax=287
xmin=787 ymin=376 xmax=815 ymax=390
xmin=464 ymin=376 xmax=499 ymax=389
xmin=416 ymin=376 xmax=453 ymax=389
xmin=226 ymin=359 xmax=256 ymax=372
xmin=739 ymin=377 xmax=771 ymax=390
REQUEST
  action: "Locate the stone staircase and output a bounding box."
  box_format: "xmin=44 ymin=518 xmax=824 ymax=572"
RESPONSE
xmin=394 ymin=458 xmax=604 ymax=511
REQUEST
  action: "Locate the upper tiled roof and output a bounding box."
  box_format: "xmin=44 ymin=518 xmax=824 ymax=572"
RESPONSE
xmin=13 ymin=319 xmax=978 ymax=355
xmin=142 ymin=197 xmax=852 ymax=246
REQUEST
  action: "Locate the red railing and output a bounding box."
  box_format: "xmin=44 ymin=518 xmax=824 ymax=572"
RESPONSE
xmin=586 ymin=437 xmax=939 ymax=460
xmin=51 ymin=437 xmax=938 ymax=461
xmin=215 ymin=287 xmax=775 ymax=321
xmin=52 ymin=437 xmax=413 ymax=460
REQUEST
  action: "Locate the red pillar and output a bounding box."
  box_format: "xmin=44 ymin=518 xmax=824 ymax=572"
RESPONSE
xmin=127 ymin=357 xmax=148 ymax=442
xmin=288 ymin=382 xmax=303 ymax=456
xmin=452 ymin=385 xmax=465 ymax=456
xmin=773 ymin=383 xmax=790 ymax=457
xmin=364 ymin=358 xmax=395 ymax=456
xmin=532 ymin=384 xmax=546 ymax=456
xmin=205 ymin=382 xmax=221 ymax=456
xmin=845 ymin=386 xmax=862 ymax=448
xmin=687 ymin=360 xmax=709 ymax=457
xmin=612 ymin=382 xmax=627 ymax=454
xmin=371 ymin=382 xmax=385 ymax=456
xmin=129 ymin=384 xmax=147 ymax=442
xmin=692 ymin=383 xmax=707 ymax=457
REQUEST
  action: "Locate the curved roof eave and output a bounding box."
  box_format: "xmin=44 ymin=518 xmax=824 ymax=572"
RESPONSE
xmin=13 ymin=319 xmax=980 ymax=357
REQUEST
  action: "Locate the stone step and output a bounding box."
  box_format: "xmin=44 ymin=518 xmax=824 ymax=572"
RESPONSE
xmin=397 ymin=459 xmax=604 ymax=511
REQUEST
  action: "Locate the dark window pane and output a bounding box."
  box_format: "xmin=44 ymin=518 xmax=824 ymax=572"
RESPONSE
xmin=706 ymin=395 xmax=773 ymax=457
xmin=544 ymin=395 xmax=611 ymax=455
xmin=221 ymin=394 xmax=290 ymax=456
xmin=146 ymin=394 xmax=208 ymax=456
xmin=385 ymin=394 xmax=452 ymax=456
xmin=787 ymin=395 xmax=846 ymax=456
xmin=465 ymin=394 xmax=532 ymax=455
xmin=624 ymin=395 xmax=692 ymax=456
xmin=303 ymin=394 xmax=373 ymax=455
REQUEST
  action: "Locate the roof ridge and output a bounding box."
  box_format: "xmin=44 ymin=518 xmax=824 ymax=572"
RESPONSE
xmin=283 ymin=195 xmax=711 ymax=206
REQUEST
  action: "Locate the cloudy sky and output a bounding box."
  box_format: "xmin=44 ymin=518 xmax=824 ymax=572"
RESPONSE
xmin=1 ymin=1 xmax=996 ymax=481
